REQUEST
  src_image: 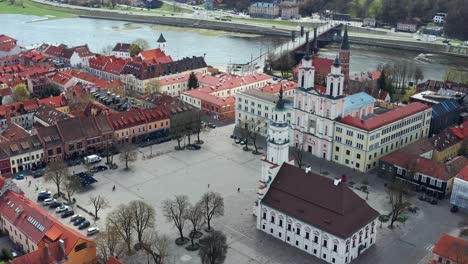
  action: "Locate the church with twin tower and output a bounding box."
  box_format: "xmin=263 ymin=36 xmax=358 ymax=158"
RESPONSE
xmin=255 ymin=28 xmax=379 ymax=264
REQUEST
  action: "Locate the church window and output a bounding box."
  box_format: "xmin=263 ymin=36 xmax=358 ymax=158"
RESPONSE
xmin=301 ymin=75 xmax=305 ymax=87
xmin=326 ymin=110 xmax=330 ymax=118
xmin=330 ymin=83 xmax=334 ymax=96
xmin=325 ymin=126 xmax=328 ymax=136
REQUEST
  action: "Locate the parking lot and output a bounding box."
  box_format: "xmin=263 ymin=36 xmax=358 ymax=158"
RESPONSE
xmin=13 ymin=124 xmax=467 ymax=264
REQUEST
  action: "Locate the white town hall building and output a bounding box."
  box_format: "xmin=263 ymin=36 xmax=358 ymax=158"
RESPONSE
xmin=255 ymin=85 xmax=379 ymax=264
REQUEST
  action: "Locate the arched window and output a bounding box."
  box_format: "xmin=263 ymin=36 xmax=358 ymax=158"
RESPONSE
xmin=301 ymin=75 xmax=305 ymax=87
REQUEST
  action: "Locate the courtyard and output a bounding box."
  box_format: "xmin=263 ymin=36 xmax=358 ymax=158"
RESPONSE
xmin=13 ymin=124 xmax=467 ymax=264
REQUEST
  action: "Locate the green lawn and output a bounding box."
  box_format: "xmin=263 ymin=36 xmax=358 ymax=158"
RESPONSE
xmin=0 ymin=0 xmax=73 ymax=18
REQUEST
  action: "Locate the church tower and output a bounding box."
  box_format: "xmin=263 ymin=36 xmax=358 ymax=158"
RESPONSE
xmin=339 ymin=26 xmax=350 ymax=90
xmin=255 ymin=88 xmax=291 ymax=216
xmin=157 ymin=33 xmax=167 ymax=52
xmin=265 ymin=87 xmax=290 ymax=167
xmin=297 ymin=53 xmax=315 ymax=90
xmin=325 ymin=56 xmax=345 ymax=98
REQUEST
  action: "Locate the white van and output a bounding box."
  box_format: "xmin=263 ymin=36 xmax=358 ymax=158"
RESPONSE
xmin=87 ymin=227 xmax=100 ymax=236
xmin=84 ymin=155 xmax=102 ymax=164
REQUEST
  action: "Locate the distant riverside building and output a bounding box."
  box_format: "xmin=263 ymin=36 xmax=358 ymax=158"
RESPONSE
xmin=255 ymin=88 xmax=379 ymax=264
xmin=433 ymin=13 xmax=446 ymax=24
xmin=249 ymin=2 xmax=280 ymax=19
xmin=111 ymin=43 xmax=131 ymax=58
xmin=451 ymin=166 xmax=468 ymax=209
xmin=0 ymin=35 xmax=21 ymax=58
xmin=397 ymin=19 xmax=419 ymax=33
xmin=362 ymin=18 xmax=376 ymax=27
xmin=280 ymin=2 xmax=299 ymax=19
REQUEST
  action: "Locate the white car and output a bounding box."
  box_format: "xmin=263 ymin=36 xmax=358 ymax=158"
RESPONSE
xmin=70 ymin=214 xmax=82 ymax=222
xmin=43 ymin=198 xmax=56 ymax=205
xmin=87 ymin=227 xmax=100 ymax=236
xmin=56 ymin=205 xmax=69 ymax=213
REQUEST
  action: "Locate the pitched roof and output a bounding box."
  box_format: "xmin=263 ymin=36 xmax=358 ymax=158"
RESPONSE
xmin=157 ymin=33 xmax=166 ymax=43
xmin=112 ymin=43 xmax=131 ymax=52
xmin=262 ymin=163 xmax=379 ymax=238
xmin=34 ymin=104 xmax=71 ymax=126
xmin=260 ymin=80 xmax=297 ymax=94
xmin=37 ymin=95 xmax=68 ymax=109
xmin=431 ymin=129 xmax=461 ymax=152
xmin=36 ymin=125 xmax=63 ymax=146
xmin=12 ymin=240 xmax=65 ymax=264
xmin=56 ymin=118 xmax=85 ymax=142
xmin=107 ymin=109 xmax=147 ymax=130
xmin=293 ymin=55 xmax=334 ymax=76
xmin=457 ymin=166 xmax=468 ymax=181
xmin=0 ymin=123 xmax=31 ymax=142
xmin=139 ymin=48 xmax=172 ymax=64
xmin=432 ymin=234 xmax=468 ymax=262
xmin=432 ymin=99 xmax=461 ymax=119
xmin=381 ymin=153 xmax=468 ymax=181
xmin=80 ymin=116 xmax=100 ymax=138
xmin=400 ymin=138 xmax=434 ymax=156
xmin=141 ymin=107 xmax=170 ymax=122
xmin=94 ymin=114 xmax=114 ymax=134
xmin=338 ymin=102 xmax=430 ymax=131
xmin=0 ymin=135 xmax=43 ymax=157
xmin=343 ymin=92 xmax=376 ymax=113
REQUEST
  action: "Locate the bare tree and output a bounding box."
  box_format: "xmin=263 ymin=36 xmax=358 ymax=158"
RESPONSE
xmin=142 ymin=230 xmax=170 ymax=264
xmin=89 ymin=195 xmax=110 ymax=220
xmin=239 ymin=121 xmax=251 ymax=151
xmin=194 ymin=111 xmax=204 ymax=145
xmin=199 ymin=192 xmax=224 ymax=232
xmin=62 ymin=174 xmax=81 ymax=204
xmin=104 ymin=136 xmax=116 ymax=166
xmin=100 ymin=44 xmax=114 ymax=56
xmin=45 ymin=161 xmax=69 ymax=196
xmin=198 ymin=231 xmax=228 ymax=264
xmin=107 ymin=205 xmax=135 ymax=254
xmin=293 ymin=143 xmax=305 ymax=169
xmin=129 ymin=200 xmax=156 ymax=246
xmin=162 ymin=195 xmax=190 ymax=245
xmin=171 ymin=115 xmax=187 ymax=150
xmin=245 ymin=119 xmax=264 ymax=155
xmin=386 ymin=179 xmax=410 ymax=228
xmin=186 ymin=203 xmax=205 ymax=250
xmin=119 ymin=143 xmax=138 ymax=170
xmin=96 ymin=224 xmax=124 ymax=263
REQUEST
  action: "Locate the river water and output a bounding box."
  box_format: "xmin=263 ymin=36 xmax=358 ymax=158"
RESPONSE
xmin=3 ymin=14 xmax=468 ymax=80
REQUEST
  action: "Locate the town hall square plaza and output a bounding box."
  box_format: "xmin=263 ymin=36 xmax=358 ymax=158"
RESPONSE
xmin=16 ymin=124 xmax=465 ymax=264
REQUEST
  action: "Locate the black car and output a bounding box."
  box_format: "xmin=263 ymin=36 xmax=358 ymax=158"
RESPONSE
xmin=450 ymin=205 xmax=459 ymax=213
xmin=208 ymin=123 xmax=216 ymax=129
xmin=186 ymin=144 xmax=201 ymax=150
xmin=61 ymin=210 xmax=74 ymax=218
xmin=32 ymin=170 xmax=45 ymax=178
xmin=90 ymin=165 xmax=108 ymax=173
xmin=78 ymin=220 xmax=90 ymax=230
xmin=48 ymin=201 xmax=62 ymax=209
xmin=37 ymin=192 xmax=51 ymax=201
xmin=73 ymin=217 xmax=86 ymax=226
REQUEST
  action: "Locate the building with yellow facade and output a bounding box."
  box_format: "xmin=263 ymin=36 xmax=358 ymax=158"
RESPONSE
xmin=332 ymin=102 xmax=432 ymax=172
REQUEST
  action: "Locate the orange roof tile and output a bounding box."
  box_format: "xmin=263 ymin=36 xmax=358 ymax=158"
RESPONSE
xmin=432 ymin=233 xmax=468 ymax=262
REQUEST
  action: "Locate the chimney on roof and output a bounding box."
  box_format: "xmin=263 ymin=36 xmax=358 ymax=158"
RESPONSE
xmin=44 ymin=244 xmax=50 ymax=256
xmin=59 ymin=239 xmax=65 ymax=255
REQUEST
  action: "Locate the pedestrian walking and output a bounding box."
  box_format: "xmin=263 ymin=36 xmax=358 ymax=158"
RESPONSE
xmin=237 ymin=187 xmax=240 ymax=192
xmin=208 ymin=184 xmax=210 ymax=188
xmin=112 ymin=185 xmax=116 ymax=191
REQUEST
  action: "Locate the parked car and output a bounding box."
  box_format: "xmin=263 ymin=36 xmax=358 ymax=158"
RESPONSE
xmin=90 ymin=165 xmax=108 ymax=173
xmin=15 ymin=174 xmax=25 ymax=180
xmin=61 ymin=210 xmax=74 ymax=218
xmin=450 ymin=205 xmax=459 ymax=213
xmin=240 ymin=140 xmax=246 ymax=145
xmin=87 ymin=227 xmax=100 ymax=236
xmin=43 ymin=198 xmax=57 ymax=205
xmin=78 ymin=220 xmax=91 ymax=230
xmin=48 ymin=201 xmax=62 ymax=209
xmin=32 ymin=170 xmax=45 ymax=178
xmin=73 ymin=217 xmax=86 ymax=226
xmin=37 ymin=191 xmax=51 ymax=201
xmin=235 ymin=138 xmax=241 ymax=144
xmin=84 ymin=155 xmax=102 ymax=164
xmin=70 ymin=214 xmax=82 ymax=222
xmin=187 ymin=144 xmax=201 ymax=150
xmin=208 ymin=123 xmax=216 ymax=128
xmin=55 ymin=205 xmax=69 ymax=213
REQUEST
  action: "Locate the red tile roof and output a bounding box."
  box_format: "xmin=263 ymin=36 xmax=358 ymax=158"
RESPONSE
xmin=37 ymin=95 xmax=68 ymax=109
xmin=450 ymin=120 xmax=468 ymax=140
xmin=260 ymin=80 xmax=297 ymax=94
xmin=0 ymin=123 xmax=31 ymax=141
xmin=0 ymin=34 xmax=17 ymax=52
xmin=293 ymin=55 xmax=334 ymax=76
xmin=139 ymin=48 xmax=173 ymax=64
xmin=12 ymin=240 xmax=65 ymax=264
xmin=431 ymin=129 xmax=461 ymax=152
xmin=338 ymin=102 xmax=430 ymax=131
xmin=107 ymin=109 xmax=147 ymax=130
xmin=432 ymin=233 xmax=468 ymax=262
xmin=381 ymin=153 xmax=468 ymax=181
xmin=159 ymin=74 xmax=190 ymax=86
xmin=457 ymin=166 xmax=468 ymax=181
xmin=141 ymin=107 xmax=170 ymax=122
xmin=49 ymin=71 xmax=74 ymax=86
xmin=184 ymin=89 xmax=236 ymax=107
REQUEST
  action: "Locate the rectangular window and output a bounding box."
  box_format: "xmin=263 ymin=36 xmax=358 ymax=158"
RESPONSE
xmin=314 ymin=236 xmax=318 ymax=243
xmin=262 ymin=212 xmax=266 ymax=220
xmin=279 ymin=219 xmax=283 ymax=227
xmin=305 ymin=232 xmax=310 ymax=239
xmin=270 ymin=216 xmax=275 ymax=223
xmin=323 ymin=240 xmax=327 ymax=248
xmin=436 ymin=181 xmax=442 ymax=188
xmin=287 ymin=224 xmax=291 ymax=231
xmin=296 ymin=229 xmax=300 ymax=235
xmin=335 ymin=146 xmax=339 ymax=151
xmin=333 ymin=244 xmax=337 ymax=252
xmin=430 ymin=178 xmax=436 ymax=186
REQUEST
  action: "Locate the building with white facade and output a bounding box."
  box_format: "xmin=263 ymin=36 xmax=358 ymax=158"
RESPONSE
xmin=433 ymin=13 xmax=446 ymax=24
xmin=111 ymin=43 xmax=131 ymax=58
xmin=255 ymin=88 xmax=379 ymax=264
xmin=0 ymin=135 xmax=44 ymax=174
xmin=450 ymin=166 xmax=468 ymax=209
xmin=235 ymin=88 xmax=294 ymax=136
xmin=292 ymin=54 xmax=374 ymax=161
